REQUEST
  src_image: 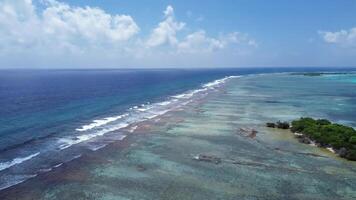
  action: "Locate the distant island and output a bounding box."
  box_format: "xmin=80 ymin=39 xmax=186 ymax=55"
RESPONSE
xmin=267 ymin=118 xmax=356 ymax=161
xmin=290 ymin=72 xmax=354 ymax=76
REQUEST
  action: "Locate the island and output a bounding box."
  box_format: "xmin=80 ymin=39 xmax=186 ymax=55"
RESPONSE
xmin=266 ymin=118 xmax=356 ymax=161
xmin=290 ymin=72 xmax=354 ymax=76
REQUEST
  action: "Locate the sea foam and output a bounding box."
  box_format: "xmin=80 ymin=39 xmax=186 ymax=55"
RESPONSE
xmin=0 ymin=152 xmax=40 ymax=172
xmin=0 ymin=75 xmax=239 ymax=191
xmin=0 ymin=174 xmax=37 ymax=191
xmin=68 ymin=75 xmax=239 ymax=149
xmin=76 ymin=114 xmax=129 ymax=132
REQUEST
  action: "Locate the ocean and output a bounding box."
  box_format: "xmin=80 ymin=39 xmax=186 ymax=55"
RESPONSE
xmin=0 ymin=68 xmax=355 ymax=199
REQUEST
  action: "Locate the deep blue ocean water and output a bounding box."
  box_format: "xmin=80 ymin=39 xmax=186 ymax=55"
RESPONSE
xmin=0 ymin=68 xmax=312 ymax=150
xmin=0 ymin=67 xmax=355 ymax=190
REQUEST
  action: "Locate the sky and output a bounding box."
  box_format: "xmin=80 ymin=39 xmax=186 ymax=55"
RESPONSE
xmin=0 ymin=0 xmax=356 ymax=68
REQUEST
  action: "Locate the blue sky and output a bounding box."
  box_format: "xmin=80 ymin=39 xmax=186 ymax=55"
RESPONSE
xmin=0 ymin=0 xmax=356 ymax=68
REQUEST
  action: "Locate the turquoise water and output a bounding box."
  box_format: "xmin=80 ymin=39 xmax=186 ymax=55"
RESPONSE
xmin=0 ymin=69 xmax=257 ymax=190
xmin=1 ymin=72 xmax=356 ymax=199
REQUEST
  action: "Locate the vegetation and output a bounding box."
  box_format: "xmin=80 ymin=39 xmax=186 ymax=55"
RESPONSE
xmin=276 ymin=121 xmax=290 ymax=129
xmin=290 ymin=72 xmax=352 ymax=77
xmin=266 ymin=122 xmax=276 ymax=128
xmin=291 ymin=117 xmax=356 ymax=161
xmin=266 ymin=121 xmax=290 ymax=129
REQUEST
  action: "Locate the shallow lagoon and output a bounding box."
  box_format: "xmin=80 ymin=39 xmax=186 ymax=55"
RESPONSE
xmin=1 ymin=73 xmax=356 ymax=199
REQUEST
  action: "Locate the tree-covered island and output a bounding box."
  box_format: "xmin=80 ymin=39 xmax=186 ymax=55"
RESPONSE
xmin=266 ymin=118 xmax=356 ymax=161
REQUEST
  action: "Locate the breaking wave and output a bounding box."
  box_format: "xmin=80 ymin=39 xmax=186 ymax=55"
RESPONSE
xmin=0 ymin=75 xmax=239 ymax=191
xmin=0 ymin=152 xmax=40 ymax=172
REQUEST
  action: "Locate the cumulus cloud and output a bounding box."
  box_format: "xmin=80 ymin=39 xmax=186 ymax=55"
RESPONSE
xmin=0 ymin=0 xmax=139 ymax=53
xmin=177 ymin=31 xmax=257 ymax=53
xmin=319 ymin=27 xmax=356 ymax=47
xmin=43 ymin=0 xmax=139 ymax=42
xmin=145 ymin=6 xmax=256 ymax=54
xmin=146 ymin=5 xmax=185 ymax=47
xmin=177 ymin=31 xmax=223 ymax=53
xmin=225 ymin=32 xmax=258 ymax=47
xmin=0 ymin=1 xmax=257 ymax=67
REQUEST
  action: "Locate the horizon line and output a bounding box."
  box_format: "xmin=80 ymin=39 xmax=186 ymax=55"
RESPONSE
xmin=1 ymin=66 xmax=356 ymax=70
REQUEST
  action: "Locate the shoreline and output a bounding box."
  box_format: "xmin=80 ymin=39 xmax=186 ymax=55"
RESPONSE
xmin=293 ymin=132 xmax=336 ymax=153
xmin=267 ymin=118 xmax=356 ymax=161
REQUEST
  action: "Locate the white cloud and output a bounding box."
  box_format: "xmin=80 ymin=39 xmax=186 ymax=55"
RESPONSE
xmin=0 ymin=0 xmax=39 ymax=47
xmin=146 ymin=5 xmax=185 ymax=47
xmin=145 ymin=6 xmax=256 ymax=54
xmin=0 ymin=0 xmax=139 ymax=53
xmin=43 ymin=0 xmax=139 ymax=42
xmin=177 ymin=31 xmax=257 ymax=53
xmin=0 ymin=1 xmax=257 ymax=68
xmin=319 ymin=27 xmax=356 ymax=47
xmin=177 ymin=31 xmax=223 ymax=53
xmin=224 ymin=32 xmax=258 ymax=47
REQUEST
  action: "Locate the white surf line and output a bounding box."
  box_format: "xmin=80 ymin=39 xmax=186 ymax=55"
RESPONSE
xmin=76 ymin=113 xmax=129 ymax=132
xmin=66 ymin=75 xmax=241 ymax=149
xmin=0 ymin=75 xmax=241 ymax=192
xmin=0 ymin=174 xmax=37 ymax=191
xmin=0 ymin=152 xmax=40 ymax=172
